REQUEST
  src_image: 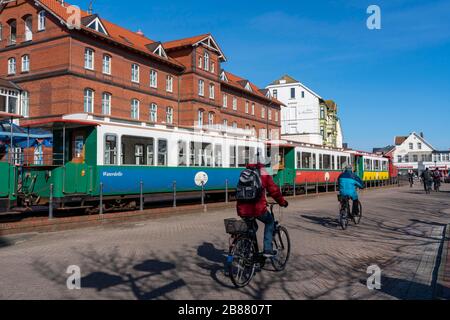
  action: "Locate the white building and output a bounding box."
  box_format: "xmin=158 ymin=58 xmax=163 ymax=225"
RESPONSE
xmin=390 ymin=132 xmax=450 ymax=175
xmin=266 ymin=75 xmax=343 ymax=148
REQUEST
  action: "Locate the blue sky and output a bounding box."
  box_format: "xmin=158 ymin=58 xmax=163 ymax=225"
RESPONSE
xmin=77 ymin=0 xmax=450 ymax=151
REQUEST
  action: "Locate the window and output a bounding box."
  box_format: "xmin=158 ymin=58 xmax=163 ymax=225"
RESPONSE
xmin=197 ymin=109 xmax=204 ymax=127
xmin=273 ymin=90 xmax=277 ymax=99
xmin=20 ymin=91 xmax=29 ymax=117
xmin=101 ymin=92 xmax=111 ymax=115
xmin=209 ymin=83 xmax=215 ymax=99
xmin=323 ymin=154 xmax=331 ymax=170
xmin=290 ymin=87 xmax=295 ymax=99
xmin=178 ymin=140 xmax=187 ymax=166
xmin=409 ymin=143 xmax=413 ymax=150
xmin=320 ymin=106 xmax=325 ymax=119
xmin=24 ymin=16 xmax=32 ymax=41
xmin=208 ymin=112 xmax=214 ymax=125
xmin=251 ymin=103 xmax=255 ymax=115
xmin=8 ymin=58 xmax=16 ymax=75
xmin=214 ymin=145 xmax=222 ymax=167
xmin=150 ymin=103 xmax=157 ymax=122
xmin=268 ymin=109 xmax=272 ymax=120
xmin=8 ymin=20 xmax=17 ymax=45
xmin=84 ymin=48 xmax=94 ymax=70
xmin=232 ymin=97 xmax=237 ymax=110
xmin=146 ymin=139 xmax=155 ymax=165
xmin=104 ymin=135 xmax=117 ymax=165
xmin=229 ymin=146 xmax=236 ymax=167
xmin=166 ymin=106 xmax=173 ymax=124
xmin=157 ymin=139 xmax=168 ymax=166
xmin=131 ymin=99 xmax=139 ymax=119
xmin=301 ymin=91 xmax=305 ymax=98
xmin=198 ymin=79 xmax=204 ymax=96
xmin=0 ymin=24 xmax=2 ymax=41
xmin=245 ymin=101 xmax=249 ymax=114
xmin=417 ymin=143 xmax=422 ymax=150
xmin=398 ymin=155 xmax=402 ymax=163
xmin=21 ymin=55 xmax=30 ymax=72
xmin=38 ymin=11 xmax=46 ymax=31
xmin=204 ymin=52 xmax=209 ymax=71
xmin=223 ymin=119 xmax=228 ymax=127
xmin=131 ymin=64 xmax=140 ymax=83
xmin=211 ymin=62 xmax=215 ymax=73
xmin=222 ymin=94 xmax=228 ymax=108
xmin=134 ymin=144 xmax=144 ymax=165
xmin=261 ymin=107 xmax=266 ymax=119
xmin=413 ymin=155 xmax=418 ymax=162
xmin=84 ymin=89 xmax=94 ymax=113
xmin=198 ymin=56 xmax=202 ymax=68
xmin=320 ymin=127 xmax=325 ymax=139
xmin=150 ymin=69 xmax=158 ymax=88
xmin=166 ymin=75 xmax=173 ymax=92
xmin=102 ymin=55 xmax=111 ymax=74
xmin=275 ymin=111 xmax=278 ymax=122
xmin=232 ymin=122 xmax=237 ymax=129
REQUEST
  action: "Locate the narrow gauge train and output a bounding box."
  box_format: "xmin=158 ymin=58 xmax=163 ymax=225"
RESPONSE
xmin=0 ymin=113 xmax=397 ymax=213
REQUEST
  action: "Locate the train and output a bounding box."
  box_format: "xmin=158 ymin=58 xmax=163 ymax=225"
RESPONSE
xmin=0 ymin=113 xmax=398 ymax=213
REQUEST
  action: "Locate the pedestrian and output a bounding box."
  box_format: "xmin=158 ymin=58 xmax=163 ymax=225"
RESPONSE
xmin=420 ymin=168 xmax=432 ymax=193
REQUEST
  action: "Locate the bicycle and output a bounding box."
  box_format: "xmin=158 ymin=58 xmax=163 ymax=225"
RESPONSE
xmin=338 ymin=195 xmax=362 ymax=230
xmin=224 ymin=202 xmax=291 ymax=288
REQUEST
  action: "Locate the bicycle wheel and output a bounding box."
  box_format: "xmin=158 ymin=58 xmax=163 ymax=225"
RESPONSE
xmin=229 ymin=236 xmax=257 ymax=288
xmin=339 ymin=202 xmax=349 ymax=230
xmin=352 ymin=202 xmax=362 ymax=225
xmin=271 ymin=226 xmax=291 ymax=271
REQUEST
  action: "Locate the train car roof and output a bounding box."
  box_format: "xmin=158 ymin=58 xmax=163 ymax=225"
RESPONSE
xmin=20 ymin=118 xmax=101 ymax=129
xmin=0 ymin=112 xmax=24 ymax=120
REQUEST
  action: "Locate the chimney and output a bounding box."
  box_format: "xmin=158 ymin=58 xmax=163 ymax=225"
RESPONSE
xmin=88 ymin=1 xmax=93 ymax=14
xmin=420 ymin=132 xmax=424 ymax=138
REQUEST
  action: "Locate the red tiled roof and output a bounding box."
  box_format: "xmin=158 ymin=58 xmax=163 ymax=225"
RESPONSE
xmin=395 ymin=136 xmax=408 ymax=146
xmin=163 ymin=33 xmax=210 ymax=50
xmin=222 ymin=71 xmax=284 ymax=107
xmin=36 ymin=0 xmax=184 ymax=69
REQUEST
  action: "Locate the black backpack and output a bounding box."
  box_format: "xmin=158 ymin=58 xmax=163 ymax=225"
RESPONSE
xmin=236 ymin=167 xmax=263 ymax=201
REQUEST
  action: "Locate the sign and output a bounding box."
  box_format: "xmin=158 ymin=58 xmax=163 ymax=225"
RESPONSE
xmin=194 ymin=171 xmax=208 ymax=187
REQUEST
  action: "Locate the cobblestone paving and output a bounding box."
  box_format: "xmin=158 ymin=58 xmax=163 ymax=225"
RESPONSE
xmin=0 ymin=184 xmax=449 ymax=300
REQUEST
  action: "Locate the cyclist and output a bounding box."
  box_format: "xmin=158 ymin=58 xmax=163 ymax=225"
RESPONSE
xmin=338 ymin=165 xmax=364 ymax=217
xmin=236 ymin=163 xmax=288 ymax=258
xmin=408 ymin=170 xmax=414 ymax=187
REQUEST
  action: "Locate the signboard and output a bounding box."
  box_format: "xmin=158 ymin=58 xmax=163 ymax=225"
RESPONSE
xmin=194 ymin=171 xmax=208 ymax=187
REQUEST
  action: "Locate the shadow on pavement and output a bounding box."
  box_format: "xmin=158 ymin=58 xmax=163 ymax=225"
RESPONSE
xmin=301 ymin=215 xmax=339 ymax=229
xmin=0 ymin=236 xmax=12 ymax=248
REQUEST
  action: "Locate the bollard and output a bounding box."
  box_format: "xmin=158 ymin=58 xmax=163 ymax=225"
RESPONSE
xmin=49 ymin=183 xmax=54 ymax=220
xmin=99 ymin=182 xmax=103 ymax=215
xmin=326 ymin=180 xmax=329 ymax=193
xmin=334 ymin=179 xmax=337 ymax=193
xmin=173 ymin=180 xmax=177 ymax=207
xmin=140 ymin=180 xmax=143 ymax=211
xmin=201 ymin=181 xmax=206 ymax=212
xmin=305 ymin=181 xmax=308 ymax=196
xmin=225 ymin=179 xmax=229 ymax=203
xmin=293 ymin=180 xmax=296 ymax=197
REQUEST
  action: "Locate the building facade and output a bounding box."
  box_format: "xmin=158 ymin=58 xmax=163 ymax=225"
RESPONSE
xmin=390 ymin=132 xmax=449 ymax=175
xmin=265 ymin=75 xmax=343 ymax=148
xmin=0 ymin=0 xmax=281 ymax=141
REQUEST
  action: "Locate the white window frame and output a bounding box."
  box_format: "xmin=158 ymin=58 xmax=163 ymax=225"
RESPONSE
xmin=197 ymin=109 xmax=204 ymax=127
xmin=209 ymin=83 xmax=215 ymax=99
xmin=150 ymin=103 xmax=158 ymax=122
xmin=38 ymin=11 xmax=46 ymax=31
xmin=222 ymin=94 xmax=227 ymax=108
xmin=268 ymin=109 xmax=272 ymax=121
xmin=204 ymin=52 xmax=209 ymax=71
xmin=208 ymin=112 xmax=214 ymax=125
xmin=8 ymin=58 xmax=16 ymax=75
xmin=245 ymin=101 xmax=249 ymax=114
xmin=84 ymin=89 xmax=94 ymax=113
xmin=84 ymin=48 xmax=94 ymax=70
xmin=150 ymin=69 xmax=158 ymax=88
xmin=21 ymin=55 xmax=30 ymax=72
xmin=20 ymin=91 xmax=29 ymax=117
xmin=131 ymin=64 xmax=140 ymax=83
xmin=166 ymin=75 xmax=173 ymax=92
xmin=166 ymin=106 xmax=173 ymax=124
xmin=102 ymin=54 xmax=111 ymax=75
xmin=24 ymin=16 xmax=33 ymax=41
xmin=101 ymin=92 xmax=111 ymax=115
xmin=232 ymin=97 xmax=237 ymax=110
xmin=131 ymin=99 xmax=140 ymax=119
xmin=198 ymin=79 xmax=205 ymax=97
xmin=251 ymin=103 xmax=255 ymax=115
xmin=261 ymin=107 xmax=266 ymax=119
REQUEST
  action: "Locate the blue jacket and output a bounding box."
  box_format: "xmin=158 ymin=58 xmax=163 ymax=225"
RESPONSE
xmin=339 ymin=170 xmax=364 ymax=200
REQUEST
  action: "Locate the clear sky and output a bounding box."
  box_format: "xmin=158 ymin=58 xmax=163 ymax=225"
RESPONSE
xmin=77 ymin=0 xmax=450 ymax=151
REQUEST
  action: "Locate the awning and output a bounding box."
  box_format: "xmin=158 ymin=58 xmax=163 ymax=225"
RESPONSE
xmin=0 ymin=112 xmax=23 ymax=121
xmin=21 ymin=118 xmax=101 ymax=129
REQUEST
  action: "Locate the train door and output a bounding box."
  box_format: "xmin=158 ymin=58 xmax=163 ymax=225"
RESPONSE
xmin=64 ymin=129 xmax=91 ymax=194
xmin=353 ymin=154 xmax=364 ymax=178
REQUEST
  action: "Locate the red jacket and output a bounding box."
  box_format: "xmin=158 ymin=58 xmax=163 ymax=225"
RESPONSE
xmin=236 ymin=163 xmax=287 ymax=218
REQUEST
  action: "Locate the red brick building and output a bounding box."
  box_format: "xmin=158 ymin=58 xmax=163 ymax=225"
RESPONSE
xmin=0 ymin=0 xmax=282 ymax=140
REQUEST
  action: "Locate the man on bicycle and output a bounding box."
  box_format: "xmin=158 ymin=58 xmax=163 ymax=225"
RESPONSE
xmin=236 ymin=163 xmax=288 ymax=258
xmin=338 ymin=165 xmax=364 ymax=216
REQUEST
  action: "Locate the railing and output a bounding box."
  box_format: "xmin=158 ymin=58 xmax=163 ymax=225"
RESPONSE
xmin=1 ymin=152 xmax=64 ymax=166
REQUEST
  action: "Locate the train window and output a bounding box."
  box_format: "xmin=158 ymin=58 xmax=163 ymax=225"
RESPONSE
xmin=364 ymin=159 xmax=372 ymax=171
xmin=135 ymin=144 xmax=144 ymax=165
xmin=319 ymin=154 xmax=323 ymax=169
xmin=215 ymin=145 xmax=222 ymax=167
xmin=297 ymin=152 xmax=301 ymax=169
xmin=237 ymin=146 xmax=246 ymax=167
xmin=249 ymin=147 xmax=256 ymax=164
xmin=121 ymin=143 xmax=125 ymax=164
xmin=374 ymin=160 xmax=380 ymax=171
xmin=332 ymin=156 xmax=336 ymax=170
xmin=382 ymin=161 xmax=388 ymax=171
xmin=301 ymin=152 xmax=312 ymax=169
xmin=104 ymin=135 xmax=117 ymax=165
xmin=73 ymin=135 xmax=84 ymax=159
xmin=204 ymin=143 xmax=213 ymax=167
xmin=178 ymin=140 xmax=187 ymax=166
xmin=147 ymin=139 xmax=155 ymax=166
xmin=230 ymin=145 xmax=236 ymax=167
xmin=323 ymin=154 xmax=331 ymax=170
xmin=157 ymin=139 xmax=167 ymax=166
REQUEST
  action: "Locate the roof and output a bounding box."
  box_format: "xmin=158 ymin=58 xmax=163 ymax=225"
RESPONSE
xmin=221 ymin=71 xmax=284 ymax=106
xmin=324 ymin=100 xmax=337 ymax=111
xmin=0 ymin=78 xmax=21 ymax=90
xmin=270 ymin=75 xmax=299 ymax=85
xmin=33 ymin=0 xmax=184 ymax=69
xmin=0 ymin=112 xmax=23 ymax=120
xmin=395 ymin=136 xmax=408 ymax=146
xmin=163 ymin=33 xmax=226 ymax=61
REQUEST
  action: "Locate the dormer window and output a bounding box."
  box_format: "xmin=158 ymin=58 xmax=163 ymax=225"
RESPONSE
xmin=8 ymin=19 xmax=17 ymax=45
xmin=244 ymin=82 xmax=252 ymax=92
xmin=152 ymin=44 xmax=167 ymax=58
xmin=86 ymin=17 xmax=108 ymax=35
xmin=220 ymin=71 xmax=228 ymax=82
xmin=204 ymin=52 xmax=210 ymax=71
xmin=24 ymin=16 xmax=33 ymax=41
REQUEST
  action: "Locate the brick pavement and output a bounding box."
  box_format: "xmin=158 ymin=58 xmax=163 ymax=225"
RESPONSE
xmin=0 ymin=184 xmax=449 ymax=300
